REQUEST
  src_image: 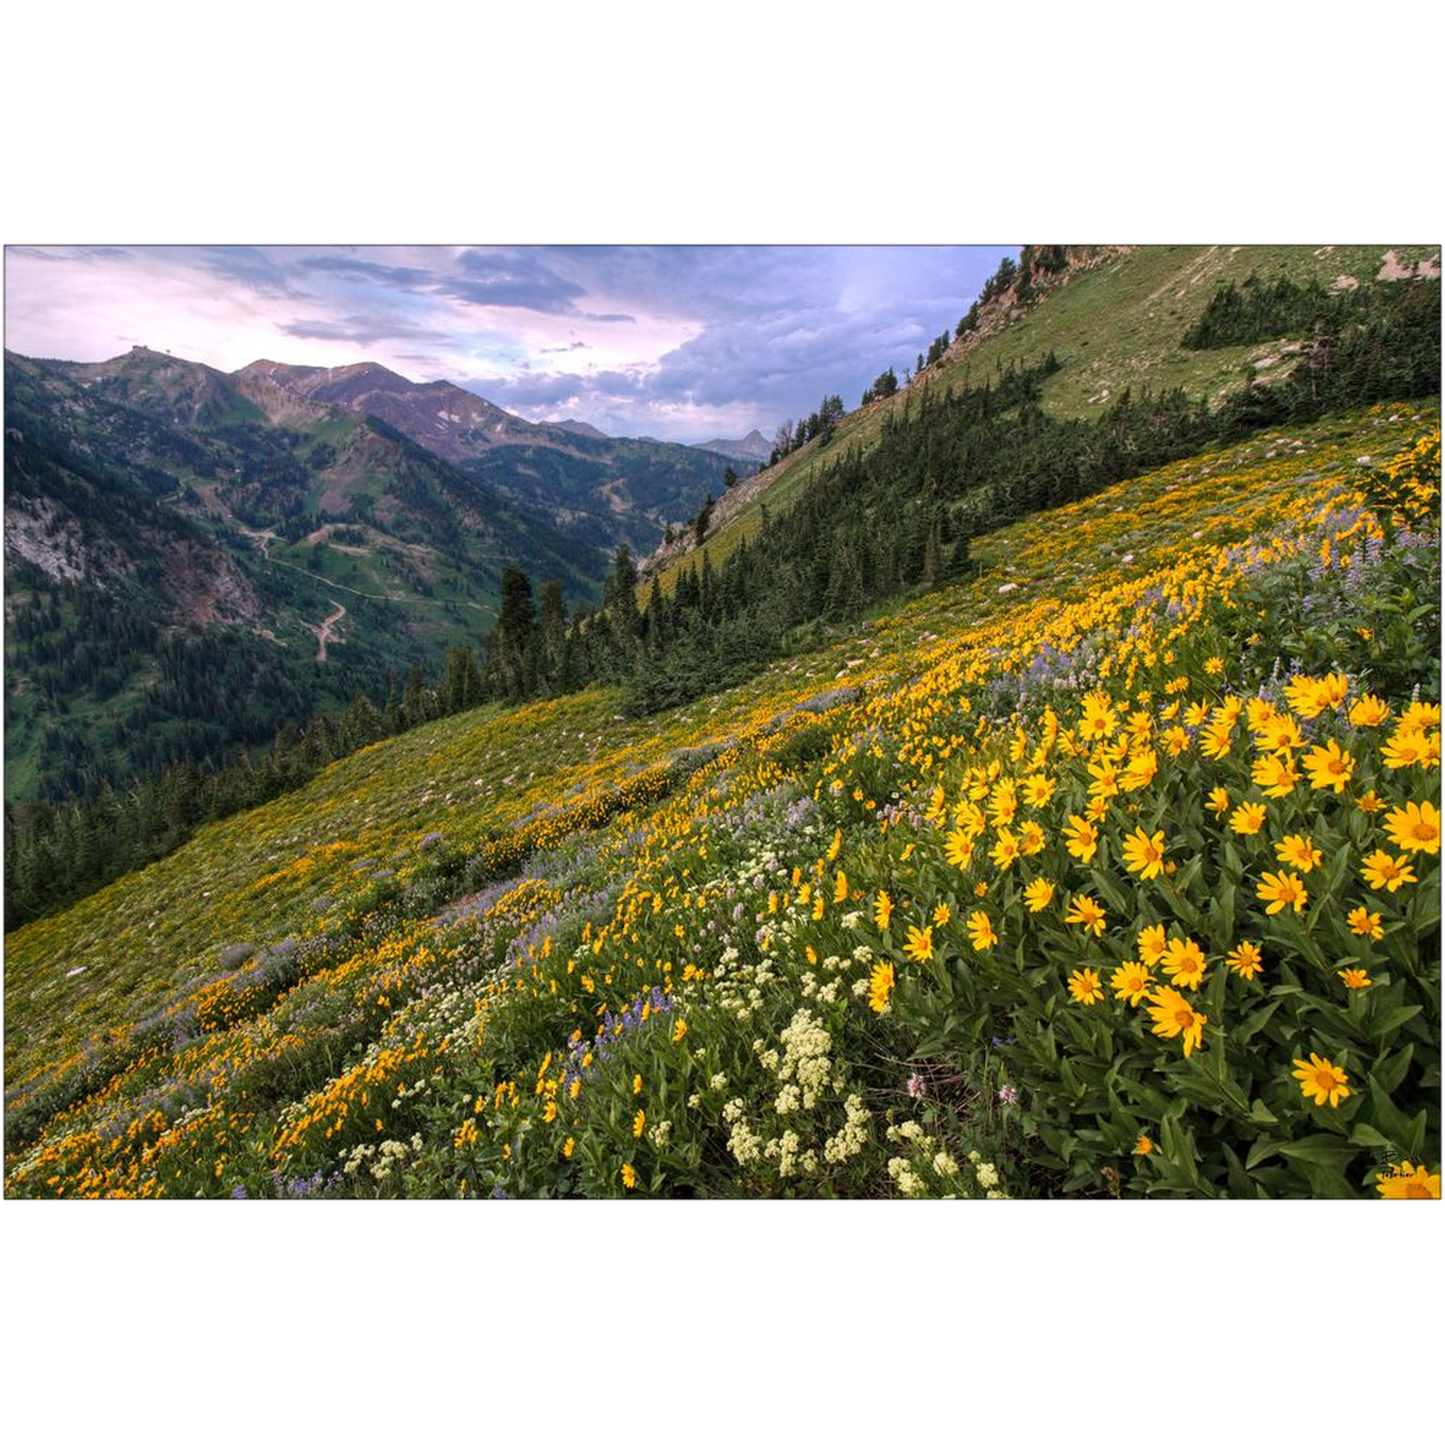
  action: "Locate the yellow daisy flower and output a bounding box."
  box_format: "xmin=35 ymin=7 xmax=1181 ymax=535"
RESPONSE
xmin=966 ymin=910 xmax=998 ymax=951
xmin=1022 ymin=878 xmax=1055 ymax=913
xmin=1137 ymin=924 xmax=1168 ymax=967
xmin=1225 ymin=940 xmax=1264 ymax=980
xmin=1146 ymin=986 xmax=1208 ymax=1057
xmin=1110 ymin=959 xmax=1154 ymax=1006
xmin=1121 ymin=826 xmax=1167 ymax=880
xmin=1229 ymin=800 xmax=1267 ymax=835
xmin=1291 ymin=1053 xmax=1350 ymax=1107
xmin=1274 ymin=833 xmax=1322 ymax=873
xmin=1346 ymin=906 xmax=1383 ymax=939
xmin=1384 ymin=800 xmax=1440 ymax=855
xmin=903 ymin=925 xmax=934 ymax=963
xmin=874 ymin=891 xmax=894 ymax=931
xmin=1161 ymin=936 xmax=1208 ymax=990
xmin=1257 ymin=870 xmax=1308 ymax=914
xmin=1064 ymin=893 xmax=1107 ymax=937
xmin=1062 ymin=814 xmax=1099 ymax=864
xmin=1360 ymin=850 xmax=1418 ymax=892
xmin=868 ymin=961 xmax=895 ymax=1013
xmin=1302 ymin=739 xmax=1355 ymax=792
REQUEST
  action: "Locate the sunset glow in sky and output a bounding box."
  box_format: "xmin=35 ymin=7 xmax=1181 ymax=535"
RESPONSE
xmin=5 ymin=244 xmax=1016 ymax=442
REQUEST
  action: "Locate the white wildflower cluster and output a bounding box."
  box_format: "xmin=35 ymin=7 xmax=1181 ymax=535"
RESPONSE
xmin=762 ymin=1129 xmax=808 ymax=1177
xmin=776 ymin=1007 xmax=832 ymax=1109
xmin=822 ymin=1093 xmax=871 ymax=1164
xmin=841 ymin=911 xmax=863 ymax=930
xmin=884 ymin=1124 xmax=1004 ymax=1198
xmin=342 ymin=1132 xmax=425 ymax=1183
xmin=887 ymin=1155 xmax=926 ymax=1196
xmin=727 ymin=1115 xmax=762 ymax=1166
xmin=648 ymin=1119 xmax=672 ymax=1148
xmin=886 ymin=1120 xmax=926 ymax=1145
xmin=799 ymin=972 xmax=843 ymax=1005
xmin=714 ymin=952 xmax=779 ymax=1025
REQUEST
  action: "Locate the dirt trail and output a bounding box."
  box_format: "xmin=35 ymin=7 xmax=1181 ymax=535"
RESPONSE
xmin=310 ymin=604 xmax=346 ymax=662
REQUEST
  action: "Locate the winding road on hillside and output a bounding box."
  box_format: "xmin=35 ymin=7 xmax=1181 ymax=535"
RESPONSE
xmin=310 ymin=604 xmax=346 ymax=662
xmin=233 ymin=524 xmax=490 ymax=614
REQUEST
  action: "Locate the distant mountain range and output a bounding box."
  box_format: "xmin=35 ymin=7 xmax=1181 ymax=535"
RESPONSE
xmin=691 ymin=428 xmax=772 ymax=463
xmin=3 ymin=345 xmax=734 ymax=802
xmin=240 ymin=359 xmax=739 ymax=555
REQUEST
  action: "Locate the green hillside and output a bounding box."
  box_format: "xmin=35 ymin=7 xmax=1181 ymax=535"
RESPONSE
xmin=650 ymin=243 xmax=1441 ymax=591
xmin=5 ymin=401 xmax=1438 ymax=1199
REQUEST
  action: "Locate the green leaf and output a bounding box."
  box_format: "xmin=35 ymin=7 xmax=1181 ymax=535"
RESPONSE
xmin=1277 ymin=1134 xmax=1361 ymax=1169
xmin=1249 ymin=1096 xmax=1279 ymax=1127
xmin=1374 ymin=1044 xmax=1415 ymax=1095
xmin=1348 ymin=1123 xmax=1392 ymax=1149
xmin=1370 ymin=1004 xmax=1423 ymax=1041
xmin=1246 ymin=1135 xmax=1281 ymax=1170
xmin=1234 ymin=999 xmax=1283 ymax=1046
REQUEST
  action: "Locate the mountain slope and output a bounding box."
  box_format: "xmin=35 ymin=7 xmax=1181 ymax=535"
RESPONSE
xmin=4 ymin=404 xmax=1436 ymax=1199
xmin=646 ymin=243 xmax=1442 ymax=589
xmin=238 ymin=359 xmax=738 ymax=555
xmin=4 ymin=348 xmax=601 ymax=801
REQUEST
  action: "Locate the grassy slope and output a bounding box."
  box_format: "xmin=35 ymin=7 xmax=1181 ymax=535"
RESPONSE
xmin=645 ymin=244 xmax=1441 ymax=595
xmin=4 ymin=401 xmax=1436 ymax=1197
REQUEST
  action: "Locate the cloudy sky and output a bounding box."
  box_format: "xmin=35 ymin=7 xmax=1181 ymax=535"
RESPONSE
xmin=5 ymin=245 xmax=1016 ymax=442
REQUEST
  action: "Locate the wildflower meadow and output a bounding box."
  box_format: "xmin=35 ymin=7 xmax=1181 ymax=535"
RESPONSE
xmin=4 ymin=405 xmax=1439 ymax=1199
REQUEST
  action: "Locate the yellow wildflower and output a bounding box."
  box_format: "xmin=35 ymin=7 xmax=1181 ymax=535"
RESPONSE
xmin=1110 ymin=959 xmax=1154 ymax=1006
xmin=1302 ymin=739 xmax=1355 ymax=792
xmin=1146 ymin=986 xmax=1207 ymax=1057
xmin=966 ymin=910 xmax=998 ymax=951
xmin=903 ymin=925 xmax=934 ymax=963
xmin=1022 ymin=878 xmax=1055 ymax=913
xmin=1360 ymin=850 xmax=1417 ymax=892
xmin=1291 ymin=1053 xmax=1350 ymax=1107
xmin=1065 ymin=894 xmax=1107 ymax=937
xmin=1225 ymin=940 xmax=1264 ymax=980
xmin=868 ymin=961 xmax=895 ymax=1013
xmin=1346 ymin=906 xmax=1383 ymax=940
xmin=1121 ymin=826 xmax=1167 ymax=880
xmin=1274 ymin=833 xmax=1322 ymax=873
xmin=1062 ymin=814 xmax=1099 ymax=864
xmin=1229 ymin=801 xmax=1267 ymax=835
xmin=1384 ymin=800 xmax=1440 ymax=855
xmin=1257 ymin=871 xmax=1308 ymax=915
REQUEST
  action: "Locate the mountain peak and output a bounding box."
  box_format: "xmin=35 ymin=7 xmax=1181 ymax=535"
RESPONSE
xmin=554 ymin=419 xmax=610 ymax=440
